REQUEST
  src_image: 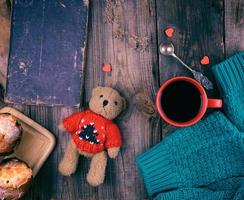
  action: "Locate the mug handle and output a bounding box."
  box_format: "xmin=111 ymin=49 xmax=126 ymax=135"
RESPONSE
xmin=208 ymin=99 xmax=222 ymax=108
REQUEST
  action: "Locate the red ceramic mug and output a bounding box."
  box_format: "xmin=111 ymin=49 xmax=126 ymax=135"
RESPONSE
xmin=156 ymin=76 xmax=222 ymax=127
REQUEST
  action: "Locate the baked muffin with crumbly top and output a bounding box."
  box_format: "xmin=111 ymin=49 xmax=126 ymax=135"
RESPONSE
xmin=0 ymin=114 xmax=22 ymax=155
xmin=0 ymin=159 xmax=32 ymax=200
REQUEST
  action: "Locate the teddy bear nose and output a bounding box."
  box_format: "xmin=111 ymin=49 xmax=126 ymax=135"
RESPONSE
xmin=103 ymin=100 xmax=109 ymax=107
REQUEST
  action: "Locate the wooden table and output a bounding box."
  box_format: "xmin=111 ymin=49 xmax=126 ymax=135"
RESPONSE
xmin=0 ymin=0 xmax=243 ymax=199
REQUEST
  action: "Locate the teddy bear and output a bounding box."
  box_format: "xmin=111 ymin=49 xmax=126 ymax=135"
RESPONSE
xmin=58 ymin=86 xmax=126 ymax=186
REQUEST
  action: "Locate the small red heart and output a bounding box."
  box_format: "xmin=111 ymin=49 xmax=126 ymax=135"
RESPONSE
xmin=200 ymin=56 xmax=210 ymax=65
xmin=102 ymin=63 xmax=112 ymax=72
xmin=164 ymin=27 xmax=174 ymax=38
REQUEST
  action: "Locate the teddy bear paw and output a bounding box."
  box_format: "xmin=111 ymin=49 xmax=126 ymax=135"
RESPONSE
xmin=58 ymin=161 xmax=76 ymax=176
xmin=86 ymin=172 xmax=104 ymax=187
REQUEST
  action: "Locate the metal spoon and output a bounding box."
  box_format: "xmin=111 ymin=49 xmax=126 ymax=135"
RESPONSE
xmin=159 ymin=43 xmax=213 ymax=90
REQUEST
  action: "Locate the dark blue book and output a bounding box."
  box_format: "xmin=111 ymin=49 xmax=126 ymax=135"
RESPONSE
xmin=5 ymin=0 xmax=88 ymax=106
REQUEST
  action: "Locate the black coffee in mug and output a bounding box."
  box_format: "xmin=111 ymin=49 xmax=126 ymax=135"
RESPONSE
xmin=160 ymin=80 xmax=202 ymax=122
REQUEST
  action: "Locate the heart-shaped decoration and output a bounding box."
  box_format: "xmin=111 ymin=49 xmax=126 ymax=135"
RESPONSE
xmin=200 ymin=56 xmax=210 ymax=65
xmin=102 ymin=63 xmax=112 ymax=72
xmin=164 ymin=27 xmax=174 ymax=38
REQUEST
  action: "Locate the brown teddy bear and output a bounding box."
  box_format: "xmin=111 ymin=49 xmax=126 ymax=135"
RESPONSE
xmin=58 ymin=86 xmax=126 ymax=186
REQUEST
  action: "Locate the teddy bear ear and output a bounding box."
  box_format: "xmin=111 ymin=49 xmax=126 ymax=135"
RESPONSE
xmin=121 ymin=97 xmax=126 ymax=110
xmin=92 ymin=86 xmax=103 ymax=96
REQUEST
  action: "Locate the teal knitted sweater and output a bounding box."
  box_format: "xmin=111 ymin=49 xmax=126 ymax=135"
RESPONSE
xmin=136 ymin=52 xmax=244 ymax=200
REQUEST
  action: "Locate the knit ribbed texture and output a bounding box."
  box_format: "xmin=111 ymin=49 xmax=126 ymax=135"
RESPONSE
xmin=154 ymin=188 xmax=231 ymax=200
xmin=135 ymin=143 xmax=178 ymax=196
xmin=212 ymin=52 xmax=244 ymax=131
xmin=155 ymin=178 xmax=244 ymax=200
xmin=212 ymin=52 xmax=244 ymax=93
xmin=136 ymin=112 xmax=244 ymax=197
xmin=136 ymin=53 xmax=244 ymax=199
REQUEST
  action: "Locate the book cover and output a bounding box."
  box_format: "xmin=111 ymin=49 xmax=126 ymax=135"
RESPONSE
xmin=5 ymin=0 xmax=89 ymax=106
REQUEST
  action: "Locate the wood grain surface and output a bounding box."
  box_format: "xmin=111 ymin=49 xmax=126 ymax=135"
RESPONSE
xmin=0 ymin=0 xmax=243 ymax=199
xmin=225 ymin=0 xmax=244 ymax=56
xmin=156 ymin=0 xmax=225 ymax=102
xmin=80 ymin=1 xmax=160 ymax=199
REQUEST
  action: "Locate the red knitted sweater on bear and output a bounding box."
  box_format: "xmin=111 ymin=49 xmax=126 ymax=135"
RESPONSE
xmin=63 ymin=109 xmax=122 ymax=153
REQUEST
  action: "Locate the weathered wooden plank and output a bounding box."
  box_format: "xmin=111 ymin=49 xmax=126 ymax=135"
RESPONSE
xmin=156 ymin=0 xmax=225 ymax=138
xmin=225 ymin=0 xmax=244 ymax=56
xmin=157 ymin=0 xmax=225 ymax=82
xmin=66 ymin=0 xmax=159 ymax=199
xmin=6 ymin=0 xmax=88 ymax=106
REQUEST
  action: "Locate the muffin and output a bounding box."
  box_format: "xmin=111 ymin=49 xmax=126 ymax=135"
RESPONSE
xmin=0 ymin=114 xmax=22 ymax=155
xmin=0 ymin=159 xmax=32 ymax=200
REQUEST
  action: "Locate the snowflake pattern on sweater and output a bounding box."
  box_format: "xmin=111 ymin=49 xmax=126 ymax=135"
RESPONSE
xmin=78 ymin=123 xmax=100 ymax=144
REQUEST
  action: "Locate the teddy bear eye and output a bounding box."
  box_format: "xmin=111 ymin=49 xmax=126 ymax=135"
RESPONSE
xmin=100 ymin=95 xmax=103 ymax=98
xmin=114 ymin=101 xmax=118 ymax=105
